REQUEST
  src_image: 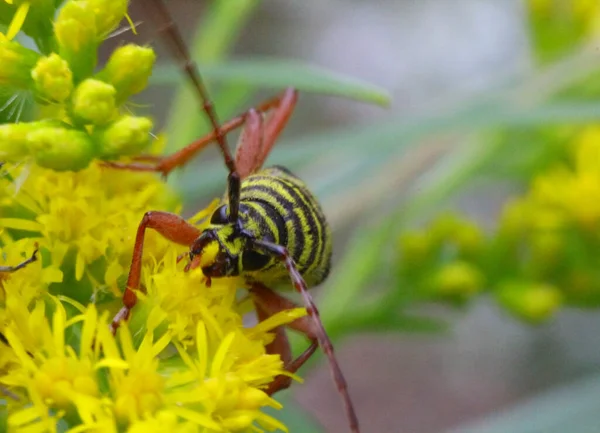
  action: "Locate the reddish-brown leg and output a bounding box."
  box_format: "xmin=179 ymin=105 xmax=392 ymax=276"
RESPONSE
xmin=251 ymin=283 xmax=319 ymax=395
xmin=102 ymin=90 xmax=297 ymax=177
xmin=257 ymin=88 xmax=298 ymax=168
xmin=251 ymin=239 xmax=360 ymax=433
xmin=235 ymin=109 xmax=264 ymax=179
xmin=110 ymin=211 xmax=201 ymax=334
xmin=234 ymin=89 xmax=298 ymax=178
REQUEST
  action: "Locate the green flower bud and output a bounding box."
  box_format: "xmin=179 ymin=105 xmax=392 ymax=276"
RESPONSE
xmin=497 ymin=281 xmax=562 ymax=323
xmin=499 ymin=199 xmax=531 ymax=238
xmin=88 ymin=0 xmax=128 ymax=37
xmin=26 ymin=125 xmax=95 ymax=171
xmin=0 ymin=38 xmax=39 ymax=88
xmin=530 ymin=230 xmax=563 ymax=266
xmin=31 ymin=54 xmax=74 ymax=103
xmin=54 ymin=1 xmax=98 ymax=80
xmin=432 ymin=261 xmax=484 ymax=298
xmin=429 ymin=213 xmax=462 ymax=241
xmin=454 ymin=222 xmax=484 ymax=256
xmin=72 ymin=79 xmax=117 ymax=125
xmin=0 ymin=123 xmax=33 ymax=160
xmin=98 ymin=44 xmax=156 ymax=103
xmin=398 ymin=230 xmax=432 ymax=266
xmin=94 ymin=115 xmax=153 ymax=159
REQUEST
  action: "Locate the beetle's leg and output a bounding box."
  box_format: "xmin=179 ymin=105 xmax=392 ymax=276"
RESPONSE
xmin=110 ymin=211 xmax=201 ymax=335
xmin=0 ymin=248 xmax=37 ymax=273
xmin=234 ymin=89 xmax=298 ymax=178
xmin=256 ymin=88 xmax=298 ymax=169
xmin=252 ymin=239 xmax=360 ymax=433
xmin=251 ymin=282 xmax=319 ymax=395
xmin=234 ymin=109 xmax=264 ymax=179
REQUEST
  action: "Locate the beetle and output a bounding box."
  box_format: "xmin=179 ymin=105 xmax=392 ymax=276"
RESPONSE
xmin=108 ymin=1 xmax=360 ymax=432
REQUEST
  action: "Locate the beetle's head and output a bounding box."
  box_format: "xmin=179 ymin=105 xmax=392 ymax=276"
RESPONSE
xmin=187 ymin=204 xmax=271 ymax=278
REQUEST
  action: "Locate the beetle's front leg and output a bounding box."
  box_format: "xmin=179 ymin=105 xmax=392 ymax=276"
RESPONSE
xmin=110 ymin=211 xmax=201 ymax=334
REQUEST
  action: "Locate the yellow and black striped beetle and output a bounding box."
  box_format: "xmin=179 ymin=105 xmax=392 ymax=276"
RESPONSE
xmin=109 ymin=1 xmax=359 ymax=432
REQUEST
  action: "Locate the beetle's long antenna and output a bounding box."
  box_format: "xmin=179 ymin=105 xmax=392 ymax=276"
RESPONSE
xmin=145 ymin=0 xmax=240 ymax=220
xmin=145 ymin=0 xmax=233 ymax=171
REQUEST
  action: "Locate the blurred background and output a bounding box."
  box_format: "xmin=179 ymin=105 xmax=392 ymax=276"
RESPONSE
xmin=126 ymin=0 xmax=600 ymax=432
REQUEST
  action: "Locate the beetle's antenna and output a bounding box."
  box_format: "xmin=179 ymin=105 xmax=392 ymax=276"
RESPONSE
xmin=145 ymin=0 xmax=233 ymax=171
xmin=145 ymin=0 xmax=240 ymax=220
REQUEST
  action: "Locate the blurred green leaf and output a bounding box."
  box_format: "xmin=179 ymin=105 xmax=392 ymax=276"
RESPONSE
xmin=446 ymin=371 xmax=600 ymax=433
xmin=152 ymin=58 xmax=391 ymax=106
xmin=318 ymin=219 xmax=394 ymax=338
xmin=339 ymin=310 xmax=446 ymax=334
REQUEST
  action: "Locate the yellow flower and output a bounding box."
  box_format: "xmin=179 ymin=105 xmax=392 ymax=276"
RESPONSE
xmin=2 ymin=300 xmax=106 ymax=431
xmin=0 ymin=162 xmax=176 ymax=290
xmin=528 ymin=126 xmax=600 ymax=230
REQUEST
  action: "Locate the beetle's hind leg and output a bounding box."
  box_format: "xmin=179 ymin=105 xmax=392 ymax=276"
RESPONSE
xmin=251 ymin=282 xmax=319 ymax=395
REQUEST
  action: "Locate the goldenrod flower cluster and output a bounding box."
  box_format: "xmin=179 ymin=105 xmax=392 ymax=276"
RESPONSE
xmin=1 ymin=2 xmax=300 ymax=432
xmin=397 ymin=126 xmax=600 ymax=323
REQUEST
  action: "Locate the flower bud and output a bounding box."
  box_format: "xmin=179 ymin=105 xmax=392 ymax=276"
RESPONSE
xmin=429 ymin=213 xmax=462 ymax=243
xmin=94 ymin=115 xmax=152 ymax=158
xmin=72 ymin=79 xmax=117 ymax=125
xmin=88 ymin=0 xmax=128 ymax=37
xmin=0 ymin=122 xmax=33 ymax=160
xmin=499 ymin=199 xmax=530 ymax=238
xmin=454 ymin=222 xmax=484 ymax=255
xmin=54 ymin=1 xmax=98 ymax=80
xmin=497 ymin=281 xmax=562 ymax=323
xmin=31 ymin=53 xmax=73 ymax=103
xmin=432 ymin=261 xmax=483 ymax=299
xmin=530 ymin=230 xmax=563 ymax=266
xmin=0 ymin=38 xmax=39 ymax=88
xmin=98 ymin=44 xmax=156 ymax=103
xmin=398 ymin=231 xmax=432 ymax=266
xmin=26 ymin=124 xmax=95 ymax=171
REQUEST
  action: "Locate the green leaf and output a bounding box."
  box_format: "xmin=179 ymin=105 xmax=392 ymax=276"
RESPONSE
xmin=318 ymin=220 xmax=394 ymax=339
xmin=152 ymin=58 xmax=391 ymax=107
xmin=445 ymin=371 xmax=600 ymax=433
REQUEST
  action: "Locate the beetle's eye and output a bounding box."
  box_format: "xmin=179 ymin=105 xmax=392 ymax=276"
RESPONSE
xmin=242 ymin=250 xmax=270 ymax=271
xmin=210 ymin=205 xmax=229 ymax=225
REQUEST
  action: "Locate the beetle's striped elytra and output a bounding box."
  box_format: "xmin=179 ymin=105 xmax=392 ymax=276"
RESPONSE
xmin=206 ymin=165 xmax=332 ymax=288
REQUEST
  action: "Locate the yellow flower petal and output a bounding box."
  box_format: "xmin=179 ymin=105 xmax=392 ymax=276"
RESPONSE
xmin=6 ymin=2 xmax=29 ymax=40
